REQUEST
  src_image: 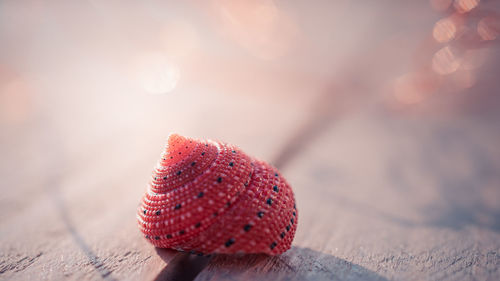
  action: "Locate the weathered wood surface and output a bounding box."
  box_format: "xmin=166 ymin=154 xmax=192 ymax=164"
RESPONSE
xmin=1 ymin=1 xmax=500 ymax=280
xmin=198 ymin=113 xmax=500 ymax=281
xmin=2 ymin=87 xmax=499 ymax=281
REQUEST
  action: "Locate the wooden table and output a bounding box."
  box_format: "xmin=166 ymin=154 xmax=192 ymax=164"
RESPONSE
xmin=1 ymin=81 xmax=499 ymax=280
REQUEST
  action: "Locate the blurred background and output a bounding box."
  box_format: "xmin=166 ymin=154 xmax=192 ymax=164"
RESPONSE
xmin=1 ymin=0 xmax=500 ymax=279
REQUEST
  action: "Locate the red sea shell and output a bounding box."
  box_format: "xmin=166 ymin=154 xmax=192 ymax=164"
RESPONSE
xmin=137 ymin=134 xmax=298 ymax=255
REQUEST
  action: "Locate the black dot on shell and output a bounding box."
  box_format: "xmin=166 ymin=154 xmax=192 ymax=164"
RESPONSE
xmin=177 ymin=171 xmax=182 ymax=175
xmin=154 ymin=177 xmax=157 ymax=180
xmin=266 ymin=198 xmax=273 ymax=205
xmin=205 ymin=143 xmax=208 ymax=147
xmin=229 ymin=162 xmax=234 ymax=167
xmin=145 ymin=235 xmax=149 ymax=239
xmin=197 ymin=192 xmax=204 ymax=198
xmin=156 ymin=210 xmax=161 ymax=215
xmin=163 ymin=176 xmax=167 ymax=180
xmin=179 ymin=230 xmax=186 ymax=235
xmin=291 ymin=218 xmax=295 ymax=225
xmin=243 ymin=224 xmax=252 ymax=232
xmin=217 ymin=177 xmax=222 ymax=183
xmin=155 ymin=236 xmax=160 ymax=240
xmin=201 ymin=152 xmax=205 ymax=156
xmin=166 ymin=234 xmax=172 ymax=239
xmin=143 ymin=210 xmax=147 ymax=215
xmin=232 ymin=150 xmax=236 ymax=153
xmin=280 ymin=232 xmax=285 ymax=239
xmin=275 ymin=173 xmax=279 ymax=177
xmin=195 ymin=222 xmax=201 ymax=228
xmin=226 ymin=201 xmax=231 ymax=207
xmin=213 ymin=212 xmax=218 ymax=217
xmin=170 ymin=156 xmax=173 ymax=159
xmin=286 ymin=225 xmax=291 ymax=231
xmin=197 ymin=253 xmax=204 ymax=256
xmin=257 ymin=211 xmax=264 ymax=218
xmin=225 ymin=238 xmax=235 ymax=247
xmin=273 ymin=185 xmax=279 ymax=192
xmin=175 ymin=204 xmax=182 ymax=210
xmin=293 ymin=212 xmax=296 ymax=217
xmin=270 ymin=242 xmax=277 ymax=250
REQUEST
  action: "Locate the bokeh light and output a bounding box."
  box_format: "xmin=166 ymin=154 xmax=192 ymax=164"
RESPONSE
xmin=477 ymin=17 xmax=499 ymax=41
xmin=210 ymin=0 xmax=299 ymax=60
xmin=453 ymin=0 xmax=480 ymax=14
xmin=426 ymin=0 xmax=494 ymax=97
xmin=133 ymin=53 xmax=180 ymax=95
xmin=433 ymin=17 xmax=457 ymax=43
xmin=432 ymin=46 xmax=461 ymax=75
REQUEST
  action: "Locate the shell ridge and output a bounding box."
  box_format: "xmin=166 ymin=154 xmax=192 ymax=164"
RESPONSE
xmin=146 ymin=141 xmax=222 ymax=202
xmin=177 ymin=162 xmax=256 ymax=252
xmin=152 ymin=140 xmax=213 ymax=192
xmin=140 ymin=141 xmax=251 ymax=239
xmin=161 ymin=142 xmax=254 ymax=244
xmin=198 ymin=160 xmax=262 ymax=253
xmin=187 ymin=159 xmax=290 ymax=254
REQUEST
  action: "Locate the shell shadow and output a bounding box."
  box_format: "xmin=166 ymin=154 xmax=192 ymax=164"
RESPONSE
xmin=153 ymin=246 xmax=387 ymax=281
xmin=153 ymin=248 xmax=211 ymax=281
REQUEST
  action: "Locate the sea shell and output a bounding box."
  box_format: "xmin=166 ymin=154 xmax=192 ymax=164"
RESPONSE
xmin=137 ymin=134 xmax=297 ymax=255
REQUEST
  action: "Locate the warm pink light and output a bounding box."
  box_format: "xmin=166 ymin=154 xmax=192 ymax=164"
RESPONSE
xmin=477 ymin=17 xmax=499 ymax=41
xmin=133 ymin=53 xmax=180 ymax=95
xmin=433 ymin=17 xmax=457 ymax=43
xmin=460 ymin=49 xmax=487 ymax=70
xmin=453 ymin=70 xmax=476 ymax=89
xmin=432 ymin=46 xmax=461 ymax=75
xmin=453 ymin=0 xmax=480 ymax=14
xmin=161 ymin=20 xmax=200 ymax=60
xmin=393 ymin=72 xmax=438 ymax=105
xmin=0 ymin=78 xmax=32 ymax=125
xmin=211 ymin=0 xmax=299 ymax=59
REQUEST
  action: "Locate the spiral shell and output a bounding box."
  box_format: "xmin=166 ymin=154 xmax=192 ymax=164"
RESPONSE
xmin=137 ymin=134 xmax=298 ymax=255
